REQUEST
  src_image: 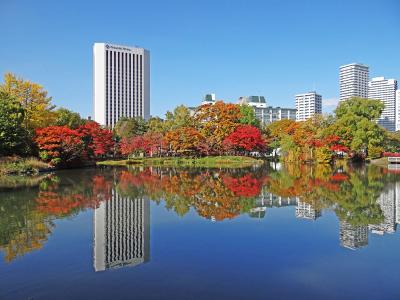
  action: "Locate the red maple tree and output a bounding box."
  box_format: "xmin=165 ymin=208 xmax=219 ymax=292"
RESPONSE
xmin=223 ymin=125 xmax=265 ymax=152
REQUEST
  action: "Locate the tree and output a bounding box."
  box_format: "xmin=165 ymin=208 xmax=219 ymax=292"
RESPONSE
xmin=77 ymin=121 xmax=114 ymax=159
xmin=147 ymin=116 xmax=166 ymax=133
xmin=239 ymin=104 xmax=260 ymax=127
xmin=329 ymin=97 xmax=385 ymax=159
xmin=165 ymin=127 xmax=204 ymax=155
xmin=195 ymin=101 xmax=241 ymax=154
xmin=114 ymin=117 xmax=148 ymax=139
xmin=164 ymin=105 xmax=193 ymax=131
xmin=0 ymin=73 xmax=56 ymax=132
xmin=54 ymin=107 xmax=83 ymax=128
xmin=223 ymin=125 xmax=265 ymax=153
xmin=0 ymin=91 xmax=29 ymax=156
xmin=35 ymin=126 xmax=84 ymax=166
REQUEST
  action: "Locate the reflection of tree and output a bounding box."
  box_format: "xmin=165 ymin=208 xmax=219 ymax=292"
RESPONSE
xmin=117 ymin=168 xmax=268 ymax=221
xmin=264 ymin=164 xmax=398 ymax=226
xmin=0 ymin=170 xmax=114 ymax=262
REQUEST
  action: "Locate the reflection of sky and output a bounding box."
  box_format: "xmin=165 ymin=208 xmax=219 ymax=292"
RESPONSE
xmin=1 ymin=201 xmax=400 ymax=300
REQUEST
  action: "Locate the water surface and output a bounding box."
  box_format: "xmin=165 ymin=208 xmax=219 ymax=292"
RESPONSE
xmin=0 ymin=164 xmax=399 ymax=299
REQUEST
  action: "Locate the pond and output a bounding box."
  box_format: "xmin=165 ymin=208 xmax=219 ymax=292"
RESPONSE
xmin=0 ymin=163 xmax=399 ymax=300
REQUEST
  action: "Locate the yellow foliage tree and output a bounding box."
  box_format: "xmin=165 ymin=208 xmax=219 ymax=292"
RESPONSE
xmin=0 ymin=73 xmax=56 ymax=132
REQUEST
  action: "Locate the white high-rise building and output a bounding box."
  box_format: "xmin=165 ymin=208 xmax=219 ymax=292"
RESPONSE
xmin=295 ymin=92 xmax=322 ymax=121
xmin=368 ymin=77 xmax=398 ymax=132
xmin=396 ymin=90 xmax=400 ymax=131
xmin=93 ymin=43 xmax=150 ymax=127
xmin=340 ymin=63 xmax=369 ymax=101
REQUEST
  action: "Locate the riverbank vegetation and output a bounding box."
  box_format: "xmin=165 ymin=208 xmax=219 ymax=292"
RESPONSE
xmin=2 ymin=72 xmax=400 ymax=171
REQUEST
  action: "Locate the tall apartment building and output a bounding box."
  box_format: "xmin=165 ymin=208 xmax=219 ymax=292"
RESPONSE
xmin=93 ymin=190 xmax=150 ymax=272
xmin=238 ymin=96 xmax=296 ymax=125
xmin=295 ymin=200 xmax=322 ymax=220
xmin=397 ymin=90 xmax=400 ymax=131
xmin=339 ymin=63 xmax=369 ymax=101
xmin=295 ymin=92 xmax=322 ymax=121
xmin=368 ymin=77 xmax=398 ymax=132
xmin=93 ymin=43 xmax=150 ymax=127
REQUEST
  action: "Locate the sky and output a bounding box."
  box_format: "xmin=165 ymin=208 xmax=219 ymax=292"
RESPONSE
xmin=0 ymin=0 xmax=399 ymax=118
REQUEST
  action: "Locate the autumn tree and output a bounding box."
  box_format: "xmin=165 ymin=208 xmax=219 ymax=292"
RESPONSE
xmin=223 ymin=125 xmax=265 ymax=153
xmin=77 ymin=121 xmax=114 ymax=159
xmin=0 ymin=73 xmax=56 ymax=133
xmin=35 ymin=126 xmax=84 ymax=166
xmin=195 ymin=101 xmax=241 ymax=154
xmin=165 ymin=127 xmax=204 ymax=155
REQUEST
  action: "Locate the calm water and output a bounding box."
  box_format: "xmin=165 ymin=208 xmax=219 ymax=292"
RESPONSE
xmin=0 ymin=164 xmax=400 ymax=300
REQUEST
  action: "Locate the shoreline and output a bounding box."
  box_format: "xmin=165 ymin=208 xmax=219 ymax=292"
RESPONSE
xmin=97 ymin=156 xmax=265 ymax=168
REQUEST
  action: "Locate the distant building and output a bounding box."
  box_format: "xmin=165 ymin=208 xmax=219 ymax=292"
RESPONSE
xmin=93 ymin=191 xmax=150 ymax=271
xmin=396 ymin=90 xmax=400 ymax=131
xmin=188 ymin=93 xmax=218 ymax=115
xmin=295 ymin=92 xmax=322 ymax=121
xmin=368 ymin=77 xmax=398 ymax=132
xmin=93 ymin=43 xmax=150 ymax=127
xmin=202 ymin=93 xmax=217 ymax=105
xmin=295 ymin=200 xmax=321 ymax=220
xmin=238 ymin=96 xmax=296 ymax=125
xmin=339 ymin=221 xmax=368 ymax=250
xmin=340 ymin=63 xmax=369 ymax=101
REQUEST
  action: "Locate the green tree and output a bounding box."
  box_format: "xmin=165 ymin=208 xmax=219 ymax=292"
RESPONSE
xmin=0 ymin=73 xmax=56 ymax=133
xmin=330 ymin=97 xmax=385 ymax=158
xmin=54 ymin=107 xmax=83 ymax=128
xmin=239 ymin=104 xmax=260 ymax=127
xmin=147 ymin=116 xmax=166 ymax=133
xmin=164 ymin=105 xmax=193 ymax=130
xmin=114 ymin=117 xmax=148 ymax=139
xmin=0 ymin=91 xmax=29 ymax=156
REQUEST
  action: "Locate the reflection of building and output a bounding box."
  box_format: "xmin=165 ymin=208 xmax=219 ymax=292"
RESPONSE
xmin=249 ymin=197 xmax=267 ymax=218
xmin=295 ymin=200 xmax=322 ymax=220
xmin=369 ymin=183 xmax=397 ymax=235
xmin=396 ymin=182 xmax=400 ymax=225
xmin=94 ymin=190 xmax=150 ymax=271
xmin=340 ymin=221 xmax=368 ymax=250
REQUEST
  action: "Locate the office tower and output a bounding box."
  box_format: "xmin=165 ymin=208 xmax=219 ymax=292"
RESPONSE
xmin=93 ymin=43 xmax=150 ymax=127
xmin=295 ymin=200 xmax=322 ymax=220
xmin=93 ymin=190 xmax=150 ymax=271
xmin=369 ymin=183 xmax=397 ymax=235
xmin=339 ymin=63 xmax=369 ymax=101
xmin=339 ymin=221 xmax=368 ymax=250
xmin=396 ymin=90 xmax=400 ymax=131
xmin=368 ymin=77 xmax=398 ymax=132
xmin=295 ymin=92 xmax=322 ymax=121
xmin=238 ymin=96 xmax=296 ymax=125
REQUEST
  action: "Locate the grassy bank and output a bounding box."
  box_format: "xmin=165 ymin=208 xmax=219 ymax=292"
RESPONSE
xmin=0 ymin=157 xmax=50 ymax=176
xmin=370 ymin=157 xmax=388 ymax=167
xmin=97 ymin=156 xmax=264 ymax=168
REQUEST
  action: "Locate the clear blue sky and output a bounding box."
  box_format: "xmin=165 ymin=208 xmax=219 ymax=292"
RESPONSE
xmin=1 ymin=0 xmax=399 ymax=117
